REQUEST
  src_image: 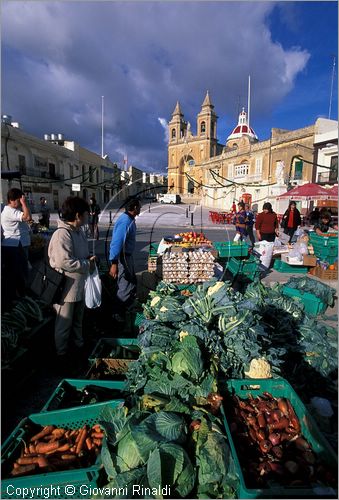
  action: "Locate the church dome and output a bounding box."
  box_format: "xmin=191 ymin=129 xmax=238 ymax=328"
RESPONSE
xmin=227 ymin=108 xmax=258 ymax=141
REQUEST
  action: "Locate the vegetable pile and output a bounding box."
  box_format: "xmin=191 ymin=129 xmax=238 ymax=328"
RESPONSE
xmin=4 ymin=423 xmax=104 ymax=478
xmin=95 ymin=279 xmax=337 ymax=497
xmin=2 ymin=296 xmax=46 ymax=368
xmin=284 ymin=276 xmax=336 ymax=308
xmin=227 ymin=392 xmax=337 ymax=489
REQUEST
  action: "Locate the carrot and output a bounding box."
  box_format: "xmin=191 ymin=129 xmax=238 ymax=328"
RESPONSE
xmin=36 ymin=440 xmax=60 ymax=454
xmin=74 ymin=430 xmax=82 ymax=444
xmin=76 ymin=426 xmax=88 ymax=456
xmin=92 ymin=438 xmax=102 ymax=447
xmin=92 ymin=424 xmax=102 ymax=432
xmin=70 ymin=446 xmax=76 ymax=453
xmin=91 ymin=432 xmax=104 ymax=439
xmin=30 ymin=425 xmax=55 ymax=442
xmin=65 ymin=430 xmax=71 ymax=439
xmin=13 ymin=462 xmax=20 ymax=469
xmin=61 ymin=454 xmax=77 ymax=461
xmin=36 ymin=456 xmax=49 ymax=468
xmin=69 ymin=429 xmax=78 ymax=437
xmin=17 ymin=457 xmax=39 ymax=465
xmin=55 ymin=443 xmax=71 ymax=453
xmin=52 ymin=428 xmax=65 ymax=439
xmin=11 ymin=464 xmax=37 ymax=476
xmin=29 ymin=444 xmax=37 ymax=454
xmin=86 ymin=437 xmax=93 ymax=451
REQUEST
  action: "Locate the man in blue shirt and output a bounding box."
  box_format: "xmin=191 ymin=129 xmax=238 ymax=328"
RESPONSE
xmin=109 ymin=198 xmax=141 ymax=321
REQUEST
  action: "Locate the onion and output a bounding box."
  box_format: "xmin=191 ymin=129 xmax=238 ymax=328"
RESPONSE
xmin=269 ymin=462 xmax=284 ymax=475
xmin=284 ymin=460 xmax=299 ymax=474
xmin=303 ymin=450 xmax=316 ymax=464
xmin=294 ymin=437 xmax=311 ymax=451
xmin=277 ymin=398 xmax=289 ymax=416
xmin=268 ymin=433 xmax=281 ymax=446
xmin=271 ymin=409 xmax=283 ymax=422
xmin=259 ymin=439 xmax=272 ymax=453
xmin=271 ymin=445 xmax=283 ymax=459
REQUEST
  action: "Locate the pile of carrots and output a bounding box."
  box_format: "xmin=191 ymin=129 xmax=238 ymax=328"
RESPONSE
xmin=10 ymin=423 xmax=104 ymax=477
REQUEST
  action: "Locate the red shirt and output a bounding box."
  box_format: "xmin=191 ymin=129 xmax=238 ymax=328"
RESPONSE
xmin=287 ymin=210 xmax=294 ymax=229
xmin=255 ymin=212 xmax=278 ymax=234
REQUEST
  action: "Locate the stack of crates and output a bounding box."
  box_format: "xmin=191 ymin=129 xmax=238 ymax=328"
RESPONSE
xmin=226 ymin=255 xmax=260 ymax=281
xmin=309 ymin=232 xmax=338 ymax=265
xmin=213 ymin=241 xmax=249 ymax=259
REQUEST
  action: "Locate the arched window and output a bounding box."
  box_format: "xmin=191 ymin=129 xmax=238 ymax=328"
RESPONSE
xmin=171 ymin=128 xmax=176 ymax=139
xmin=201 ymin=121 xmax=206 ymax=134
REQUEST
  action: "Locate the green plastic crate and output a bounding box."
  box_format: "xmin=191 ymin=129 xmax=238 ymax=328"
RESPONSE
xmin=219 ymin=378 xmax=338 ymax=499
xmin=1 ymin=402 xmax=123 ymax=499
xmin=149 ymin=243 xmax=159 ymax=256
xmin=88 ymin=337 xmax=139 ymax=363
xmin=214 ymin=241 xmax=249 ymax=258
xmin=41 ymin=378 xmax=126 ymax=412
xmin=309 ymin=232 xmax=338 ymax=265
xmin=273 ymin=259 xmax=308 ymax=274
xmin=176 ymin=284 xmax=197 ymax=293
xmin=282 ymin=286 xmax=327 ymax=316
xmin=226 ymin=256 xmax=260 ymax=281
xmin=134 ymin=312 xmax=146 ymax=328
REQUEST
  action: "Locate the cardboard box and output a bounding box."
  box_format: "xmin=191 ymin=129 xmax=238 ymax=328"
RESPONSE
xmin=303 ymin=255 xmax=317 ymax=267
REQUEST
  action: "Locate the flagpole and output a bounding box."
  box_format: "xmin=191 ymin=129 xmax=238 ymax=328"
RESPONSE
xmin=247 ymin=75 xmax=251 ymax=131
xmin=328 ymin=55 xmax=336 ymax=119
xmin=101 ymin=96 xmax=104 ymax=158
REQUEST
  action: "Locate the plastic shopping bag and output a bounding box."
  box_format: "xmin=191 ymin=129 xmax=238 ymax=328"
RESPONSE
xmin=85 ymin=264 xmax=102 ymax=309
xmin=254 ymin=241 xmax=274 ymax=269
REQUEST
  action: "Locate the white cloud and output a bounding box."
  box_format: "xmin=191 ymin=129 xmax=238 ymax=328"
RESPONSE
xmin=158 ymin=118 xmax=169 ymax=143
xmin=2 ymin=1 xmax=311 ymax=169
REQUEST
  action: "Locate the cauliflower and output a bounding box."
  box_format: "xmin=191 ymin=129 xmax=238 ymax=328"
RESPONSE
xmin=244 ymin=358 xmax=272 ymax=379
xmin=207 ymin=281 xmax=224 ymax=296
xmin=150 ymin=296 xmax=161 ymax=308
xmin=159 ymin=306 xmax=168 ymax=312
xmin=179 ymin=331 xmax=189 ymax=341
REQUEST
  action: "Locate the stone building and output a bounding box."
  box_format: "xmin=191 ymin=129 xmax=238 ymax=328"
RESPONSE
xmin=167 ymin=95 xmax=338 ymax=214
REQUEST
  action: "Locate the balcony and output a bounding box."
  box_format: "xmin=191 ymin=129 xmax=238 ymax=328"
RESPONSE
xmin=247 ymin=173 xmax=263 ymax=182
xmin=317 ymin=172 xmax=337 ymax=185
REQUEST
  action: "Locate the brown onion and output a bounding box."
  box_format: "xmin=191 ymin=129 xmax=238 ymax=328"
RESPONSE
xmin=303 ymin=451 xmax=316 ymax=464
xmin=277 ymin=398 xmax=289 ymax=416
xmin=271 ymin=445 xmax=283 ymax=459
xmin=268 ymin=432 xmax=281 ymax=446
xmin=269 ymin=462 xmax=284 ymax=475
xmin=294 ymin=437 xmax=311 ymax=451
xmin=259 ymin=439 xmax=272 ymax=453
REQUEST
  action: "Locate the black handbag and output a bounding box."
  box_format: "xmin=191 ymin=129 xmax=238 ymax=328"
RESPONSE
xmin=30 ymin=259 xmax=65 ymax=305
xmin=30 ymin=228 xmax=71 ymax=305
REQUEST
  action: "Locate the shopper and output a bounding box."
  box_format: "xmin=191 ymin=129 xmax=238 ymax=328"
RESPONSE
xmin=48 ymin=196 xmax=96 ymax=372
xmin=313 ymin=211 xmax=338 ymax=235
xmin=38 ymin=196 xmax=51 ymax=229
xmin=233 ymin=202 xmax=248 ymax=241
xmin=309 ymin=207 xmax=320 ymax=225
xmin=245 ymin=203 xmax=255 ymax=247
xmin=281 ymin=201 xmax=302 ymax=242
xmin=89 ymin=196 xmax=101 ymax=240
xmin=231 ymin=200 xmax=237 ymax=213
xmin=109 ymin=197 xmax=141 ymax=323
xmin=1 ymin=188 xmax=32 ymax=297
xmin=255 ymin=202 xmax=279 ymax=242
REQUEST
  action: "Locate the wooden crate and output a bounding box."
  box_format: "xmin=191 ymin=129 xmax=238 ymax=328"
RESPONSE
xmin=310 ymin=265 xmax=338 ymax=280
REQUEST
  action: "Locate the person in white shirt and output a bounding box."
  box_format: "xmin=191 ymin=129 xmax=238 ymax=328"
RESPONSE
xmin=1 ymin=188 xmax=32 ymax=297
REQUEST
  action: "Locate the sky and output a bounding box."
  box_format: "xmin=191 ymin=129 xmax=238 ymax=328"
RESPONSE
xmin=2 ymin=1 xmax=338 ymax=173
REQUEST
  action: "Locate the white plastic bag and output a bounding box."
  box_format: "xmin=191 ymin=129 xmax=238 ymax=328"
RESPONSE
xmin=85 ymin=264 xmax=102 ymax=309
xmin=254 ymin=241 xmax=274 ymax=268
xmin=233 ymin=233 xmax=241 ymax=242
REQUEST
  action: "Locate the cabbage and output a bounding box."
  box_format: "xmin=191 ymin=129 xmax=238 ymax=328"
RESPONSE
xmin=171 ymin=336 xmax=204 ymax=380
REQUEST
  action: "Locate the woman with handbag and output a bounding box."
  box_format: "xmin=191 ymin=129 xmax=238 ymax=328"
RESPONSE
xmin=48 ymin=196 xmax=96 ymax=373
xmin=281 ymin=201 xmax=301 ymax=242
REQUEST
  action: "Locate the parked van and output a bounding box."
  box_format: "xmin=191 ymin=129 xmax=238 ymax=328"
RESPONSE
xmin=158 ymin=193 xmax=181 ymax=204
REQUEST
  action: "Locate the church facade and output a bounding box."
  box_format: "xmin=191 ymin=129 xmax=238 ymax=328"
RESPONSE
xmin=167 ymin=91 xmax=329 ymax=213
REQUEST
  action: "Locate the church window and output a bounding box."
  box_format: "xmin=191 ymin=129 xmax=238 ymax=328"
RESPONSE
xmin=255 ymin=158 xmax=262 ymax=174
xmin=201 ymin=121 xmax=206 ymax=134
xmin=171 ymin=128 xmax=176 ymax=140
xmin=235 ymin=164 xmax=249 ymax=177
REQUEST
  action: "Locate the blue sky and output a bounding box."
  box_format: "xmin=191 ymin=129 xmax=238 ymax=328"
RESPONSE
xmin=2 ymin=1 xmax=338 ymax=173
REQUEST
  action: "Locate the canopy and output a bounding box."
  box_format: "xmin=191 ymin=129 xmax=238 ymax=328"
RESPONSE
xmin=326 ymin=185 xmax=338 ymax=200
xmin=277 ymin=183 xmax=330 ymax=201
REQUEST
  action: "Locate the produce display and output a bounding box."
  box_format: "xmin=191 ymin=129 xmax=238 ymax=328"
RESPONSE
xmin=174 ymin=231 xmax=212 ymax=246
xmin=228 ymin=392 xmax=337 ymax=489
xmin=284 ymin=276 xmax=336 ymax=308
xmin=162 ymin=249 xmax=215 ymax=284
xmin=4 ymin=423 xmax=104 ymax=478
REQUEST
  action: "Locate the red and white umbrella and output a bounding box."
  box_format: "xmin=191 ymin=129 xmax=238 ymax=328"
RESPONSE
xmin=277 ymin=183 xmax=331 ymax=201
xmin=326 ymin=185 xmax=338 ymax=200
